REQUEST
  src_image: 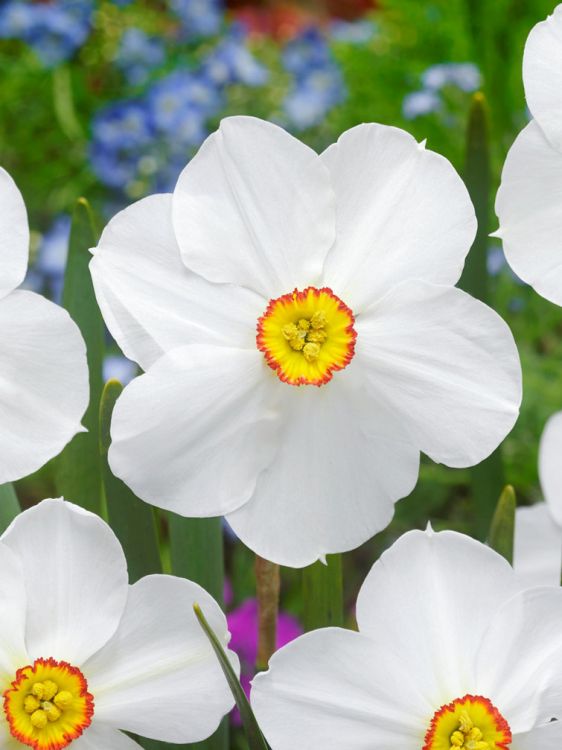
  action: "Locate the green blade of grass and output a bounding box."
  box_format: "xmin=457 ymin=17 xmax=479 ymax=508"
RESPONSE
xmin=302 ymin=554 xmax=343 ymax=632
xmin=194 ymin=603 xmax=269 ymax=750
xmin=55 ymin=197 xmax=104 ymax=515
xmin=460 ymin=93 xmax=505 ymax=540
xmin=99 ymin=380 xmax=161 ymax=582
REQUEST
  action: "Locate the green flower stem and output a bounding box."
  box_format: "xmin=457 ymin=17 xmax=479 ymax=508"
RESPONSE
xmin=99 ymin=380 xmax=161 ymax=582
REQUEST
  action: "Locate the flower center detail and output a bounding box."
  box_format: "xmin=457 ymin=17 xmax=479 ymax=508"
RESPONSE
xmin=423 ymin=695 xmax=512 ymax=750
xmin=3 ymin=658 xmax=94 ymax=750
xmin=256 ymin=287 xmax=356 ymax=386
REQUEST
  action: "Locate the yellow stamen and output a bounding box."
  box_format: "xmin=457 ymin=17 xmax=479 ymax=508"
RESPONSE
xmin=30 ymin=710 xmax=48 ymax=729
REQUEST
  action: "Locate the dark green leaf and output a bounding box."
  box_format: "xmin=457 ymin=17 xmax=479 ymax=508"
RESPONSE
xmin=56 ymin=197 xmax=104 ymax=515
xmin=0 ymin=483 xmax=20 ymax=533
xmin=302 ymin=554 xmax=343 ymax=632
xmin=460 ymin=93 xmax=505 ymax=539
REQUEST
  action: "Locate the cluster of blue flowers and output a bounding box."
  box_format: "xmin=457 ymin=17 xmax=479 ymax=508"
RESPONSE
xmin=0 ymin=0 xmax=93 ymax=67
xmin=402 ymin=62 xmax=481 ymax=120
xmin=91 ymin=21 xmax=269 ymax=195
xmin=282 ymin=28 xmax=346 ymax=131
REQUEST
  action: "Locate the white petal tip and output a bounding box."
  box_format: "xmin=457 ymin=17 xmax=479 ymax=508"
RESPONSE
xmin=424 ymin=521 xmax=435 ymax=536
xmin=318 ymin=554 xmax=328 ymax=566
xmin=489 ymin=228 xmax=503 ymax=238
xmin=418 ymin=138 xmax=427 ymax=150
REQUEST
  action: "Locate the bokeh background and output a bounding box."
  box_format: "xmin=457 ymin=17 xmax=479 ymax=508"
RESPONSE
xmin=1 ymin=1 xmax=559 ymax=742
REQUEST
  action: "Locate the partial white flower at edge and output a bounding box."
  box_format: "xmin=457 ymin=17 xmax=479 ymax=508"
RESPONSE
xmin=0 ymin=167 xmax=88 ymax=483
xmin=495 ymin=4 xmax=562 ymax=306
xmin=90 ymin=115 xmax=522 ymax=568
xmin=251 ymin=528 xmax=562 ymax=750
xmin=514 ymin=411 xmax=562 ymax=587
xmin=0 ymin=498 xmax=238 ymax=750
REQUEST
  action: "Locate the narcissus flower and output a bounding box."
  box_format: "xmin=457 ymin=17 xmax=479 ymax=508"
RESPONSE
xmin=496 ymin=5 xmax=562 ymax=305
xmin=90 ymin=116 xmax=521 ymax=567
xmin=514 ymin=411 xmax=562 ymax=586
xmin=0 ymin=168 xmax=88 ymax=483
xmin=251 ymin=528 xmax=562 ymax=750
xmin=0 ymin=499 xmax=237 ymax=750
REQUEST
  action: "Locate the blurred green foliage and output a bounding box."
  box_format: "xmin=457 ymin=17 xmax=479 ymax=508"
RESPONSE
xmin=2 ymin=0 xmax=561 ymax=667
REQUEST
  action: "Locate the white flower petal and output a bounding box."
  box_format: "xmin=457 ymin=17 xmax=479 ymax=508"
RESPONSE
xmin=495 ymin=120 xmax=562 ymax=306
xmin=0 ymin=714 xmax=23 ymax=750
xmin=0 ymin=542 xmax=28 ymax=681
xmin=0 ymin=167 xmax=28 ymax=300
xmin=109 ymin=345 xmax=280 ymax=516
xmin=476 ymin=587 xmax=562 ymax=733
xmin=540 ymin=411 xmax=562 ymax=524
xmin=90 ymin=193 xmax=264 ymax=372
xmin=356 ymin=529 xmax=522 ymax=709
xmin=522 ymin=5 xmax=562 ymax=149
xmin=321 ymin=124 xmax=476 ymax=311
xmin=355 ymin=281 xmax=521 ymax=468
xmin=251 ymin=628 xmax=429 ymax=750
xmin=227 ymin=376 xmax=419 ymax=567
xmin=513 ymin=721 xmax=562 ymax=750
xmin=72 ymin=723 xmax=144 ymax=750
xmin=514 ymin=504 xmax=562 ymax=587
xmin=172 ymin=116 xmax=335 ymax=299
xmin=0 ymin=290 xmax=88 ymax=483
xmin=1 ymin=499 xmax=128 ymax=664
xmin=85 ymin=575 xmax=237 ymax=744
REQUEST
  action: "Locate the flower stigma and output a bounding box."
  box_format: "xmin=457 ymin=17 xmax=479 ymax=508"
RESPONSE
xmin=256 ymin=287 xmax=356 ymax=386
xmin=423 ymin=695 xmax=512 ymax=750
xmin=3 ymin=658 xmax=94 ymax=750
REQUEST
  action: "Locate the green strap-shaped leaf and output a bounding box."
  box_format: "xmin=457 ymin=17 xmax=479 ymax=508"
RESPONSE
xmin=460 ymin=93 xmax=505 ymax=540
xmin=302 ymin=554 xmax=343 ymax=632
xmin=168 ymin=514 xmax=227 ymax=750
xmin=0 ymin=483 xmax=20 ymax=533
xmin=194 ymin=603 xmax=270 ymax=750
xmin=99 ymin=380 xmax=161 ymax=583
xmin=488 ymin=484 xmax=516 ymax=564
xmin=56 ymin=197 xmax=104 ymax=515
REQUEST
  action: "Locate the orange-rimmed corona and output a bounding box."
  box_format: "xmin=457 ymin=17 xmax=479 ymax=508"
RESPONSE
xmin=256 ymin=287 xmax=357 ymax=386
xmin=423 ymin=695 xmax=512 ymax=750
xmin=4 ymin=657 xmax=94 ymax=750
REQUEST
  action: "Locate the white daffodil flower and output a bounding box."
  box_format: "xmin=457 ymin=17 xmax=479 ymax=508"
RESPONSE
xmin=251 ymin=528 xmax=562 ymax=750
xmin=514 ymin=411 xmax=562 ymax=586
xmin=90 ymin=116 xmax=522 ymax=568
xmin=0 ymin=498 xmax=238 ymax=750
xmin=496 ymin=5 xmax=562 ymax=305
xmin=0 ymin=168 xmax=88 ymax=483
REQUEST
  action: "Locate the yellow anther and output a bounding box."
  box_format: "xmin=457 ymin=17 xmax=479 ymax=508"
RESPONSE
xmin=42 ymin=702 xmax=62 ymax=722
xmin=307 ymin=329 xmax=328 ymax=344
xmin=54 ymin=690 xmax=73 ymax=710
xmin=30 ymin=710 xmax=48 ymax=729
xmin=289 ymin=337 xmax=305 ymax=351
xmin=458 ymin=711 xmax=473 ymax=733
xmin=297 ymin=319 xmax=310 ymax=331
xmin=303 ymin=342 xmax=321 ymax=362
xmin=310 ymin=310 xmax=327 ymax=329
xmin=23 ymin=696 xmax=40 ymax=714
xmin=282 ymin=323 xmax=298 ymax=341
xmin=468 ymin=728 xmax=483 ymax=741
xmin=450 ymin=731 xmax=464 ymax=746
xmin=42 ymin=681 xmax=58 ymax=701
xmin=32 ymin=682 xmax=46 ymax=700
